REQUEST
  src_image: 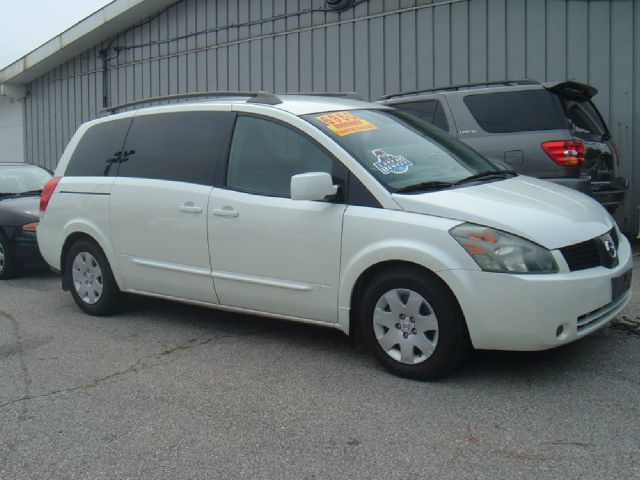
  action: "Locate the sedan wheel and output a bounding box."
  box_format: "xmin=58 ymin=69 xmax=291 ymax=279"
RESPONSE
xmin=71 ymin=251 xmax=104 ymax=305
xmin=0 ymin=241 xmax=5 ymax=273
xmin=0 ymin=232 xmax=17 ymax=279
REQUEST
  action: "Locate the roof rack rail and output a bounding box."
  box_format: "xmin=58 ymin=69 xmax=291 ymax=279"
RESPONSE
xmin=102 ymin=90 xmax=282 ymax=113
xmin=377 ymin=80 xmax=540 ymax=101
xmin=284 ymin=92 xmax=364 ymax=100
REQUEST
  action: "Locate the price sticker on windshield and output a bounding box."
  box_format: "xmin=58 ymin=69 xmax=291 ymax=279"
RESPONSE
xmin=316 ymin=112 xmax=378 ymax=136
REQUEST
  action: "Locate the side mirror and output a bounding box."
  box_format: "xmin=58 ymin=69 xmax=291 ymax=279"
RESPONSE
xmin=290 ymin=172 xmax=339 ymax=201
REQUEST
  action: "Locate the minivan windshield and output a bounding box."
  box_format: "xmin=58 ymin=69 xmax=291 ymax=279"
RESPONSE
xmin=304 ymin=109 xmax=503 ymax=193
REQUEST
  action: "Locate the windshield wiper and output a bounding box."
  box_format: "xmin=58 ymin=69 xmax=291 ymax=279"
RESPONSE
xmin=394 ymin=170 xmax=517 ymax=194
xmin=454 ymin=170 xmax=518 ymax=185
xmin=394 ymin=181 xmax=454 ymax=194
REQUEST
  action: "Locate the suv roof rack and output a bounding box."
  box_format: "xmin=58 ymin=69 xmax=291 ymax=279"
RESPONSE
xmin=377 ymin=80 xmax=540 ymax=100
xmin=284 ymin=92 xmax=364 ymax=100
xmin=102 ymin=91 xmax=283 ymax=114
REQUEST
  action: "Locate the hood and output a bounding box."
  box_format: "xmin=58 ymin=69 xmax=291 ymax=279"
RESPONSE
xmin=392 ymin=176 xmax=613 ymax=250
xmin=0 ymin=196 xmax=41 ymax=218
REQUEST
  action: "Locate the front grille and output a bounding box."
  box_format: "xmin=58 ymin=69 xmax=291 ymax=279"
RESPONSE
xmin=561 ymin=239 xmax=601 ymax=271
xmin=560 ymin=229 xmax=619 ymax=271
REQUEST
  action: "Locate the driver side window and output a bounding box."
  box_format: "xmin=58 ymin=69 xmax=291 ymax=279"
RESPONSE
xmin=227 ymin=115 xmax=334 ymax=197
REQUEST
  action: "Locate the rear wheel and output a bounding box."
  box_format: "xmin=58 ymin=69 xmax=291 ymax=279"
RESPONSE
xmin=65 ymin=239 xmax=124 ymax=316
xmin=0 ymin=231 xmax=17 ymax=280
xmin=357 ymin=267 xmax=470 ymax=380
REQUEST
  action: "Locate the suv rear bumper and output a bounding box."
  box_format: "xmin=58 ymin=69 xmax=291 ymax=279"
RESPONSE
xmin=588 ymin=176 xmax=628 ymax=210
xmin=544 ymin=176 xmax=627 ymax=210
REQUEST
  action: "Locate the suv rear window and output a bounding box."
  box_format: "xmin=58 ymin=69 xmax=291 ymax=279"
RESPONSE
xmin=464 ymin=90 xmax=567 ymax=133
xmin=391 ymin=100 xmax=449 ymax=132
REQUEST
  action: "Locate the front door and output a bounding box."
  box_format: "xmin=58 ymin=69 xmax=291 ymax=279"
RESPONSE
xmin=208 ymin=115 xmax=347 ymax=323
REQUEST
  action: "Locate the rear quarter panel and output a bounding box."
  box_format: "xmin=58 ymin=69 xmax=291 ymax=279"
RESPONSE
xmin=37 ymin=177 xmax=119 ymax=285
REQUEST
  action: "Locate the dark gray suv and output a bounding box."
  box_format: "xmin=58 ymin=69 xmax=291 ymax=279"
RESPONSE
xmin=378 ymin=80 xmax=627 ymax=212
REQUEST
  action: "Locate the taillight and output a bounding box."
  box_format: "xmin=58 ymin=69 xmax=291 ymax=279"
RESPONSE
xmin=40 ymin=176 xmax=62 ymax=216
xmin=541 ymin=140 xmax=586 ymax=168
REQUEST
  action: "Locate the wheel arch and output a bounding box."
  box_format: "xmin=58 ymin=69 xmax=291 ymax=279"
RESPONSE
xmin=60 ymin=229 xmax=123 ymax=291
xmin=347 ymin=260 xmax=468 ymax=339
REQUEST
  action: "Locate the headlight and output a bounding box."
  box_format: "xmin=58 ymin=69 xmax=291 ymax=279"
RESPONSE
xmin=450 ymin=224 xmax=558 ymax=274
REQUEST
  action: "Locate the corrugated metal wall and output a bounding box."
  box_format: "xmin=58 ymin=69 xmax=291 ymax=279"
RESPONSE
xmin=0 ymin=97 xmax=25 ymax=162
xmin=24 ymin=0 xmax=640 ymax=234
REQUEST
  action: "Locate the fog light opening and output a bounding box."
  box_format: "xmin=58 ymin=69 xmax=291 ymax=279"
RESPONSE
xmin=556 ymin=324 xmax=566 ymax=339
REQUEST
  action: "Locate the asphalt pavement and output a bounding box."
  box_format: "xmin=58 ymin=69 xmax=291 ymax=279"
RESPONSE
xmin=1 ymin=248 xmax=639 ymax=479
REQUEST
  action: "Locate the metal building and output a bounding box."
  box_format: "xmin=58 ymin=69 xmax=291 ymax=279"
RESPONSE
xmin=0 ymin=0 xmax=639 ymax=234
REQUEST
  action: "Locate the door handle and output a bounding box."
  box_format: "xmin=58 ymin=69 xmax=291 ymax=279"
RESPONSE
xmin=212 ymin=207 xmax=239 ymax=218
xmin=179 ymin=203 xmax=203 ymax=214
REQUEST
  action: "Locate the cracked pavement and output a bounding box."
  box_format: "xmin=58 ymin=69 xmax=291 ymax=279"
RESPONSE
xmin=0 ymin=249 xmax=639 ymax=480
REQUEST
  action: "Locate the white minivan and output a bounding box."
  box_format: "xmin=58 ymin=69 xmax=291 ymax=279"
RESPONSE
xmin=37 ymin=93 xmax=633 ymax=379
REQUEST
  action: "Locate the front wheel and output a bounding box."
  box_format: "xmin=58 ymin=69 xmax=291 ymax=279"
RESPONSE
xmin=357 ymin=267 xmax=470 ymax=380
xmin=64 ymin=239 xmax=124 ymax=316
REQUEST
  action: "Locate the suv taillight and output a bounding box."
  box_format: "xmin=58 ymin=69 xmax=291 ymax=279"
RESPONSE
xmin=541 ymin=140 xmax=586 ymax=168
xmin=40 ymin=176 xmax=62 ymax=216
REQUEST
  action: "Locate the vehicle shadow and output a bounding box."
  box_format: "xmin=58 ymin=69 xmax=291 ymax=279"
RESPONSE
xmin=124 ymin=293 xmax=354 ymax=351
xmin=124 ymin=293 xmax=629 ymax=384
xmin=450 ymin=330 xmax=626 ymax=385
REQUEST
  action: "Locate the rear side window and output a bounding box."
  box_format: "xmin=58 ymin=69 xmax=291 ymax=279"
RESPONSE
xmin=119 ymin=111 xmax=235 ymax=185
xmin=464 ymin=90 xmax=567 ymax=133
xmin=392 ymin=100 xmax=450 ymax=132
xmin=562 ymin=99 xmax=607 ymax=137
xmin=66 ymin=119 xmax=131 ymax=177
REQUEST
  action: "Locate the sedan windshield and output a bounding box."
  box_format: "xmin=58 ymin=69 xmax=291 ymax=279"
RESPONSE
xmin=304 ymin=109 xmax=504 ymax=193
xmin=0 ymin=165 xmax=52 ymax=195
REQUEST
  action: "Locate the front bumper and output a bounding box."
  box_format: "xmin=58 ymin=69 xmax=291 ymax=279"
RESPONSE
xmin=439 ymin=235 xmax=633 ymax=351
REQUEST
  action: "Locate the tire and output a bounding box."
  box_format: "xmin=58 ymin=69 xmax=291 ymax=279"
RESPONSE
xmin=64 ymin=239 xmax=124 ymax=316
xmin=0 ymin=231 xmax=18 ymax=280
xmin=357 ymin=267 xmax=470 ymax=380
